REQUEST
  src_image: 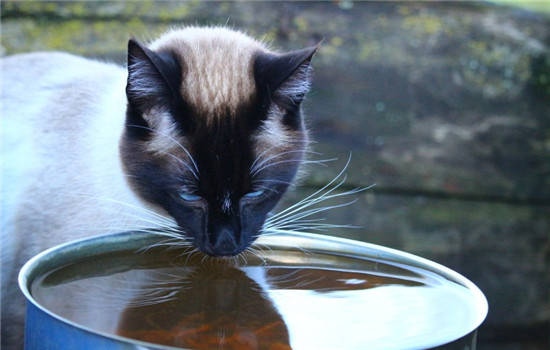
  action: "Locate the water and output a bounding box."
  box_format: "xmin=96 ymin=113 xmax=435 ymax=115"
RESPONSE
xmin=31 ymin=246 xmax=481 ymax=349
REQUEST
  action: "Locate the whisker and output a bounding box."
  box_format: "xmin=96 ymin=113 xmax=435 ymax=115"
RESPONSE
xmin=265 ymin=178 xmax=349 ymax=226
xmin=127 ymin=124 xmax=200 ymax=179
xmin=62 ymin=192 xmax=175 ymax=226
xmin=55 ymin=192 xmax=192 ymax=251
xmin=184 ymin=247 xmax=203 ymax=264
xmin=250 ymin=185 xmax=280 ymax=194
xmin=251 ymin=150 xmax=307 ymax=176
xmin=158 ymin=150 xmax=200 ymax=181
xmin=266 ymin=187 xmax=369 ymax=229
xmin=252 ymin=179 xmax=294 ymax=186
xmin=251 ymin=148 xmax=325 ymax=177
xmin=138 ymin=237 xmax=187 ymax=254
xmin=252 ymin=158 xmax=334 ymax=177
xmin=268 ymin=155 xmax=355 ymax=221
xmin=245 ymin=246 xmax=267 ymax=265
xmin=237 ymin=251 xmax=248 ymax=265
xmin=120 ymin=213 xmax=178 ymax=231
xmin=249 ymin=140 xmax=316 ymax=173
xmin=263 ymin=153 xmax=375 ymax=236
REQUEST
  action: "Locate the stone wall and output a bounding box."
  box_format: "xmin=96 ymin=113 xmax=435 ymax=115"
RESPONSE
xmin=2 ymin=1 xmax=549 ymax=348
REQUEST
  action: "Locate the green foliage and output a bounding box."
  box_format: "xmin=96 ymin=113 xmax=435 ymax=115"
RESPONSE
xmin=491 ymin=0 xmax=550 ymax=15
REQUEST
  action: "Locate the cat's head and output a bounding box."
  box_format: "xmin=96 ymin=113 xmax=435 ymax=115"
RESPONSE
xmin=121 ymin=27 xmax=316 ymax=256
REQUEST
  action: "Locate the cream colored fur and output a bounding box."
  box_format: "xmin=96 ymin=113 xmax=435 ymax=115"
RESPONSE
xmin=151 ymin=27 xmax=265 ymax=120
xmin=1 ymin=52 xmax=171 ymax=349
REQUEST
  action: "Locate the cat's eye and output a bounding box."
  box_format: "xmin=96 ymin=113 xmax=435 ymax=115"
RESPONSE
xmin=179 ymin=193 xmax=202 ymax=202
xmin=244 ymin=190 xmax=264 ymax=198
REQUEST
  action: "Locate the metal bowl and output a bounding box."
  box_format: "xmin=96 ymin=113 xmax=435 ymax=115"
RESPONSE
xmin=20 ymin=231 xmax=488 ymax=349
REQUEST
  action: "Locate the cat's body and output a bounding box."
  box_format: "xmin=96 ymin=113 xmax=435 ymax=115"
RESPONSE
xmin=1 ymin=27 xmax=315 ymax=348
xmin=1 ymin=52 xmax=168 ymax=350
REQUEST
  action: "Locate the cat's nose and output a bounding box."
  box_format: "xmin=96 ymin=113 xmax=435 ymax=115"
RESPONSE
xmin=208 ymin=227 xmax=243 ymax=256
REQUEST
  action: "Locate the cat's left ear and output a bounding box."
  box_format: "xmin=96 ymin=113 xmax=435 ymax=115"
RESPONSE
xmin=254 ymin=44 xmax=319 ymax=108
xmin=126 ymin=38 xmax=181 ymax=110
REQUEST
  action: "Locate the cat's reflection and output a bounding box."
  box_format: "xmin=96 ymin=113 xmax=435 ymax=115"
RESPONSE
xmin=36 ymin=252 xmax=426 ymax=349
xmin=114 ymin=261 xmax=423 ymax=349
xmin=116 ymin=264 xmax=291 ymax=350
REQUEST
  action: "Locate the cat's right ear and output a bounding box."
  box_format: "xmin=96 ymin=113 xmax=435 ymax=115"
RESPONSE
xmin=126 ymin=38 xmax=182 ymax=111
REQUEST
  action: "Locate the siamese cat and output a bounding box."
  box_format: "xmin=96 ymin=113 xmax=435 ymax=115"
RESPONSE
xmin=1 ymin=26 xmax=317 ymax=349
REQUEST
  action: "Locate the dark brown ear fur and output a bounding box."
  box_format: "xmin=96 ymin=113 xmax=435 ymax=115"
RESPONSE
xmin=253 ymin=46 xmax=317 ymax=108
xmin=126 ymin=39 xmax=182 ymax=111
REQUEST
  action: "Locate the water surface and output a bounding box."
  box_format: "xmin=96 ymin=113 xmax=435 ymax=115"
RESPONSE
xmin=32 ymin=247 xmax=480 ymax=349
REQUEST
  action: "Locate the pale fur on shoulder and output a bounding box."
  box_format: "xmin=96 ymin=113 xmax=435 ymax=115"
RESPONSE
xmin=1 ymin=52 xmax=172 ymax=349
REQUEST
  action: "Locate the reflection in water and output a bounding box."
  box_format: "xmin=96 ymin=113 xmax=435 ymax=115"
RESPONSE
xmin=117 ymin=266 xmax=291 ymax=349
xmin=32 ymin=250 xmax=478 ymax=349
xmin=116 ymin=265 xmax=423 ymax=349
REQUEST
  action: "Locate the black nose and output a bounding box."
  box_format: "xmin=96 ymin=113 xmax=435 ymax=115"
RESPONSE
xmin=206 ymin=227 xmax=244 ymax=256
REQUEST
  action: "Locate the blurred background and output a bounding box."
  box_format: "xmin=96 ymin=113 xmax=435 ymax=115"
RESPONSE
xmin=2 ymin=1 xmax=549 ymax=348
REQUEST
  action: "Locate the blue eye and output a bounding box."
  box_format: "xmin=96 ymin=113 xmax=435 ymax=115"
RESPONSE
xmin=179 ymin=193 xmax=202 ymax=202
xmin=245 ymin=190 xmax=264 ymax=198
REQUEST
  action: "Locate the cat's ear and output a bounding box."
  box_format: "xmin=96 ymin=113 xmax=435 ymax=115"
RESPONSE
xmin=126 ymin=38 xmax=181 ymax=110
xmin=254 ymin=45 xmax=318 ymax=107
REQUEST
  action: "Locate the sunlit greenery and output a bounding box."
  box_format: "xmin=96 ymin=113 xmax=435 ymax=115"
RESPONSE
xmin=491 ymin=0 xmax=550 ymax=15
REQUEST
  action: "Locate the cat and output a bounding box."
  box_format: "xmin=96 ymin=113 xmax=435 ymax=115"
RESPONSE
xmin=1 ymin=26 xmax=318 ymax=349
